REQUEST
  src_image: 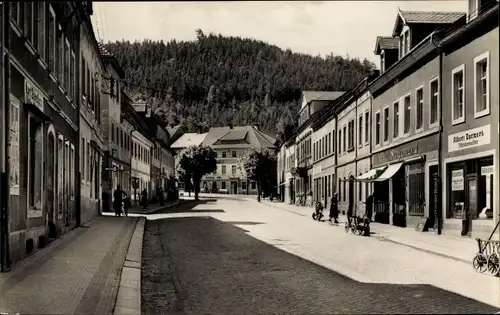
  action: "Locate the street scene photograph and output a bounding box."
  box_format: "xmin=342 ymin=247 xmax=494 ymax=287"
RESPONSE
xmin=0 ymin=0 xmax=499 ymax=314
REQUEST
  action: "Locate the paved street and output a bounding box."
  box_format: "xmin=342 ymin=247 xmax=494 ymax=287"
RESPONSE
xmin=0 ymin=217 xmax=138 ymax=315
xmin=142 ymin=197 xmax=500 ymax=314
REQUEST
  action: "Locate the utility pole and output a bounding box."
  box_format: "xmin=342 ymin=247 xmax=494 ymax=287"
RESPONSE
xmin=0 ymin=1 xmax=11 ymax=272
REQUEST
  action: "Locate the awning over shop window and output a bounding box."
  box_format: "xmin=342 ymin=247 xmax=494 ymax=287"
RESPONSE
xmin=374 ymin=162 xmax=404 ymax=182
xmin=356 ymin=167 xmax=383 ymax=182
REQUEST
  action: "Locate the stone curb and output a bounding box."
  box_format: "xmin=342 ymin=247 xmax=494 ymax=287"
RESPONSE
xmin=259 ymin=200 xmax=472 ymax=264
xmin=113 ymin=217 xmax=146 ymax=315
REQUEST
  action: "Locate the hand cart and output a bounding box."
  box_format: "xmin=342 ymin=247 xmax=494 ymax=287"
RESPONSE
xmin=472 ymin=220 xmax=500 ymax=276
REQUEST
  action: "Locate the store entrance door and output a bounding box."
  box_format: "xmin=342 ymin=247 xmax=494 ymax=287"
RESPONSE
xmin=463 ymin=175 xmax=478 ymax=236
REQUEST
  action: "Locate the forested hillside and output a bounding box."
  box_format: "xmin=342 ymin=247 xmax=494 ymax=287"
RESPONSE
xmin=104 ymin=29 xmax=376 ymax=133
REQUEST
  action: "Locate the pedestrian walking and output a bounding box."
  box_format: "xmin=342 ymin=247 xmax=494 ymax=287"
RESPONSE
xmin=122 ymin=190 xmax=129 ymax=217
xmin=113 ymin=185 xmax=123 ymax=217
xmin=141 ymin=189 xmax=148 ymax=209
xmin=329 ymin=193 xmax=339 ymax=223
xmin=364 ymin=193 xmax=374 ymax=223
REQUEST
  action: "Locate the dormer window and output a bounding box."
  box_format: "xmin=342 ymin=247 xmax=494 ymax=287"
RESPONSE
xmin=381 ymin=51 xmax=385 ymax=72
xmin=399 ymin=29 xmax=410 ymax=58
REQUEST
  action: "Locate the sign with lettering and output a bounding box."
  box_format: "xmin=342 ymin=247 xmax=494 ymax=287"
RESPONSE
xmin=448 ymin=125 xmax=491 ymax=153
xmin=481 ymin=165 xmax=494 ymax=176
xmin=451 ymin=169 xmax=464 ymax=191
xmin=25 ymin=79 xmax=44 ymax=112
xmin=371 ymin=134 xmax=438 ymax=166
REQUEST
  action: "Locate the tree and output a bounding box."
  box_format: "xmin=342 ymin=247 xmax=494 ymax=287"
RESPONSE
xmin=177 ymin=145 xmax=217 ymax=200
xmin=240 ymin=148 xmax=277 ymax=202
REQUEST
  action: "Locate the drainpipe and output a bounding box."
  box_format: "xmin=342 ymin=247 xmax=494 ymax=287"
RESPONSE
xmin=430 ymin=33 xmax=443 ymax=235
xmin=0 ymin=1 xmax=11 ymax=272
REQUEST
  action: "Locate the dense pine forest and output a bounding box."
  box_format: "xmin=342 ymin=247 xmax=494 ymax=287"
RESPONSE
xmin=104 ymin=29 xmax=376 ymax=134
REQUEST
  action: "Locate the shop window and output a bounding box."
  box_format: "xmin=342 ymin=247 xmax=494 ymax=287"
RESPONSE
xmin=403 ymin=94 xmax=411 ymax=134
xmin=430 ymin=77 xmax=439 ymax=126
xmin=28 ymin=117 xmax=43 ymax=211
xmin=9 ymin=97 xmax=20 ymax=195
xmin=358 ymin=174 xmax=363 ymax=201
xmin=58 ymin=135 xmax=64 ymax=219
xmin=452 ymin=64 xmax=465 ymax=124
xmin=416 ymin=87 xmax=424 ymax=131
xmin=408 ymin=163 xmax=425 ymax=216
xmin=474 ymin=52 xmax=489 ymax=118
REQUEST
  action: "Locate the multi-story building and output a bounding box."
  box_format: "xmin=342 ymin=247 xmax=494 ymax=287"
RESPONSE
xmin=6 ymin=2 xmax=84 ymax=264
xmin=367 ymin=10 xmax=466 ymax=228
xmin=440 ymin=0 xmax=499 ymax=238
xmin=99 ymin=44 xmax=135 ymax=212
xmin=79 ymin=6 xmax=104 ymax=224
xmin=276 ymin=126 xmax=296 ymax=204
xmin=334 ymin=77 xmax=376 ymax=216
xmin=170 ymin=132 xmax=207 ymax=191
xmin=200 ymin=125 xmax=276 ymax=195
xmin=294 ymin=91 xmax=344 ymax=203
xmin=160 ymin=146 xmax=175 ymax=192
xmin=131 ymin=129 xmax=153 ymax=199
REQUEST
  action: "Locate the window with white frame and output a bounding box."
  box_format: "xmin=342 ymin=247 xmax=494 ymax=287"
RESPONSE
xmin=474 ymin=52 xmax=489 ymax=117
xmin=364 ymin=112 xmax=369 ymax=144
xmin=393 ymin=100 xmax=399 ymax=138
xmin=429 ymin=77 xmax=439 ymax=125
xmin=416 ymin=87 xmax=424 ymax=131
xmin=48 ymin=6 xmax=56 ymax=71
xmin=28 ymin=117 xmax=43 ymax=211
xmin=383 ymin=106 xmax=389 ymax=142
xmin=375 ymin=111 xmax=381 ymax=145
xmin=71 ymin=51 xmax=76 ymax=101
xmin=338 ymin=129 xmax=342 ymax=153
xmin=232 ymin=165 xmax=236 ymax=175
xmin=9 ymin=96 xmax=20 ymax=195
xmin=57 ymin=26 xmax=64 ymax=84
xmin=404 ymin=94 xmax=411 ymax=134
xmin=222 ymin=165 xmax=226 ymax=174
xmin=452 ymin=65 xmax=465 ymax=124
xmin=34 ymin=2 xmax=46 ymax=60
xmin=343 ymin=125 xmax=347 ymax=152
xmin=25 ymin=3 xmax=34 ymax=45
xmin=358 ymin=115 xmax=363 ymax=146
xmin=9 ymin=3 xmax=21 ymax=28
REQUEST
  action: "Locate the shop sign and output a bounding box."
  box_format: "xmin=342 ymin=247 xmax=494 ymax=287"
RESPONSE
xmin=448 ymin=125 xmax=490 ymax=153
xmin=25 ymin=79 xmax=44 ymax=112
xmin=481 ymin=165 xmax=494 ymax=176
xmin=372 ymin=134 xmax=439 ymax=166
xmin=451 ymin=169 xmax=464 ymax=191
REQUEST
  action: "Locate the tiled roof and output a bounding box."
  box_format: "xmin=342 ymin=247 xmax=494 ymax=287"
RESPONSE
xmin=374 ymin=36 xmax=399 ymax=54
xmin=393 ymin=10 xmax=466 ymax=36
xmin=302 ymin=91 xmax=345 ymax=104
xmin=171 ymin=133 xmax=207 ymax=149
xmin=400 ymin=10 xmax=466 ymax=24
xmin=203 ymin=125 xmax=276 ymax=149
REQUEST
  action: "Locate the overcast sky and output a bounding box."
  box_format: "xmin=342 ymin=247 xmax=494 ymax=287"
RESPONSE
xmin=91 ymin=1 xmax=468 ymax=64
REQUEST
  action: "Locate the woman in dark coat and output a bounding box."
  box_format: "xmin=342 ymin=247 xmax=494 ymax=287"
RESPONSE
xmin=329 ymin=193 xmax=339 ymax=223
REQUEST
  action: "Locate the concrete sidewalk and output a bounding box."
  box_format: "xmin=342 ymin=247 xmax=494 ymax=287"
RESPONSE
xmin=0 ymin=216 xmax=140 ymax=315
xmin=104 ymin=200 xmax=180 ymax=215
xmin=262 ymin=200 xmax=479 ymax=264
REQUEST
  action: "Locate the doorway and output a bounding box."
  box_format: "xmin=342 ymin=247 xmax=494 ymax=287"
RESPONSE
xmin=462 ymin=175 xmax=478 ymax=236
xmin=231 ymin=181 xmax=238 ymax=194
xmin=46 ymin=132 xmax=57 ymax=239
xmin=428 ymin=164 xmax=438 ymax=227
